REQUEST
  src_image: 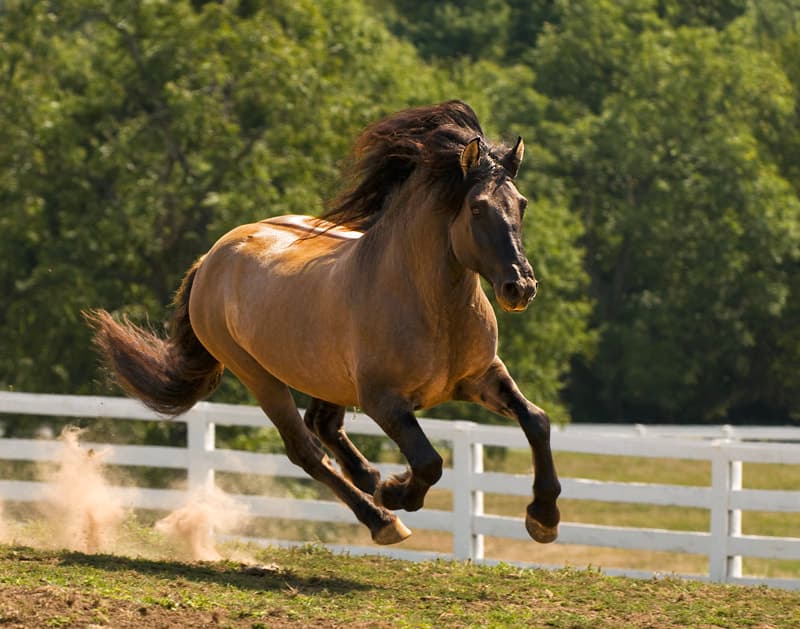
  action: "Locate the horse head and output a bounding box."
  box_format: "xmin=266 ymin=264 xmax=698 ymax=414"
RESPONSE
xmin=449 ymin=136 xmax=537 ymax=312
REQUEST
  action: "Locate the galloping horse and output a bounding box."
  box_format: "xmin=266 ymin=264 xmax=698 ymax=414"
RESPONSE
xmin=86 ymin=101 xmax=561 ymax=545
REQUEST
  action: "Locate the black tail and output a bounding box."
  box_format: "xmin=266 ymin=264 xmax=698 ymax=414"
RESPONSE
xmin=84 ymin=259 xmax=223 ymax=416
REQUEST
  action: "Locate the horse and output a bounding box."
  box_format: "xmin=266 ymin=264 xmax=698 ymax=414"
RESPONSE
xmin=86 ymin=100 xmax=561 ymax=546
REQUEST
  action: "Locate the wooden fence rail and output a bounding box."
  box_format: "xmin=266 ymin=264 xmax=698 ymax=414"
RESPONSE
xmin=0 ymin=392 xmax=798 ymax=589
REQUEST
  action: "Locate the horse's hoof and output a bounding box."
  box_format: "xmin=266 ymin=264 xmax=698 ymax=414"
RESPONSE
xmin=373 ymin=518 xmax=412 ymax=545
xmin=525 ymin=513 xmax=558 ymax=544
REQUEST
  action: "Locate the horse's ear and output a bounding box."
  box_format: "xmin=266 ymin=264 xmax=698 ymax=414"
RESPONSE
xmin=502 ymin=136 xmax=524 ymax=178
xmin=460 ymin=137 xmax=482 ymax=177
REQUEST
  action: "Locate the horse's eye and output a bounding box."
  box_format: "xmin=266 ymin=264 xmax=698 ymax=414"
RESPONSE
xmin=471 ymin=200 xmax=489 ymax=216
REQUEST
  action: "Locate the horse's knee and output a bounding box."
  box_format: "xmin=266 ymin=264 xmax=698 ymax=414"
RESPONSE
xmin=316 ymin=421 xmax=344 ymax=444
xmin=522 ymin=405 xmax=551 ymax=444
xmin=285 ymin=437 xmax=326 ymax=474
xmin=285 ymin=445 xmax=306 ymax=469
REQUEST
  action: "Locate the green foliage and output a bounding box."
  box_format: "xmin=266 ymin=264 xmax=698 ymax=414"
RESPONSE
xmin=3 ymin=0 xmax=800 ymax=427
xmin=531 ymin=1 xmax=800 ymax=421
xmin=657 ymin=0 xmax=749 ymax=29
xmin=385 ymin=0 xmax=513 ymax=60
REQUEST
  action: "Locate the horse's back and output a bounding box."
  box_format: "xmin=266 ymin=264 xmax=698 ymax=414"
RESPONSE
xmin=188 ymin=215 xmax=362 ymax=405
xmin=264 ymin=214 xmax=363 ymax=241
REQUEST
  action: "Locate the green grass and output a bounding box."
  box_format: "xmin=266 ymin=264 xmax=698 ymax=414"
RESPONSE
xmin=0 ymin=544 xmax=799 ymax=628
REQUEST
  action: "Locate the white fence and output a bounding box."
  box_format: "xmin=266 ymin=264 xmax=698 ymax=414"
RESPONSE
xmin=0 ymin=391 xmax=798 ymax=589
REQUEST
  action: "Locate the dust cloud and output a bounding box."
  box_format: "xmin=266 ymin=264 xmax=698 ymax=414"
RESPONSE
xmin=39 ymin=426 xmax=127 ymax=553
xmin=0 ymin=426 xmax=252 ymax=562
xmin=155 ymin=485 xmax=250 ymax=561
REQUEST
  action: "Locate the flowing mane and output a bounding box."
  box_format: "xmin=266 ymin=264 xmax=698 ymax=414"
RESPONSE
xmin=322 ymin=100 xmax=508 ymax=231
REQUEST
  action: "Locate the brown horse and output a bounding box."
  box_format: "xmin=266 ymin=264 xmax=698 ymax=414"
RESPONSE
xmin=86 ymin=101 xmax=561 ymax=546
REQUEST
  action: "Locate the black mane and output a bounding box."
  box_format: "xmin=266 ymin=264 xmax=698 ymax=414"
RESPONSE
xmin=322 ymin=100 xmax=508 ymax=231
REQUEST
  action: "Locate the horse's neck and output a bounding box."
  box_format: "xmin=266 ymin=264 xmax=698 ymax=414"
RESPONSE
xmin=362 ymin=187 xmax=480 ymax=313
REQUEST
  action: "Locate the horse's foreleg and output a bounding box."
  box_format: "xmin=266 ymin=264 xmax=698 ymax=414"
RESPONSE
xmin=456 ymin=358 xmax=561 ymax=543
xmin=303 ymin=398 xmax=381 ymax=494
xmin=360 ymin=395 xmax=442 ymax=512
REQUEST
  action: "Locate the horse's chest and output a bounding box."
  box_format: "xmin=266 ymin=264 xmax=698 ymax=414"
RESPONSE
xmin=412 ymin=317 xmax=497 ymax=408
xmin=352 ymin=285 xmax=498 ymax=410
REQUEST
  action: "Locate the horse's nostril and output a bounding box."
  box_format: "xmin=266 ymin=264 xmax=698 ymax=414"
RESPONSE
xmin=501 ymin=282 xmax=523 ymax=303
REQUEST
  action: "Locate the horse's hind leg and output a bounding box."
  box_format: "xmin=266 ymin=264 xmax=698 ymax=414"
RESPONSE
xmin=303 ymin=398 xmax=381 ymax=494
xmin=220 ymin=351 xmax=409 ymax=545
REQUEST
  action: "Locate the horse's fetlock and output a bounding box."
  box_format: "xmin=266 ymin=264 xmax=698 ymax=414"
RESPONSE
xmin=350 ymin=466 xmax=380 ymax=495
xmin=415 ymin=452 xmax=443 ymax=486
xmin=375 ymin=481 xmax=406 ymax=511
xmin=528 ymin=498 xmax=561 ymax=528
xmin=403 ymin=494 xmax=426 ymax=512
xmin=533 ymin=478 xmax=561 ymax=503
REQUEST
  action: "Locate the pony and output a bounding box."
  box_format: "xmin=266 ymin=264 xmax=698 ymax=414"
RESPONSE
xmin=86 ymin=100 xmax=561 ymax=545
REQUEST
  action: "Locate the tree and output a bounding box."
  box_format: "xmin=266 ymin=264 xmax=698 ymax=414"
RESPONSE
xmin=383 ymin=0 xmax=512 ymax=61
xmin=535 ymin=1 xmax=800 ymax=422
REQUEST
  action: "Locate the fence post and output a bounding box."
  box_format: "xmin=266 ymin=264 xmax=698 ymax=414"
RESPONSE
xmin=709 ymin=440 xmax=742 ymax=582
xmin=186 ymin=406 xmax=215 ymax=493
xmin=472 ymin=440 xmax=485 ymax=560
xmin=452 ymin=422 xmax=484 ymax=561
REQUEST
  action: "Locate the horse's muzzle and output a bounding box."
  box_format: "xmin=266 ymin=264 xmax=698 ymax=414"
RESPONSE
xmin=497 ymin=278 xmax=538 ymax=312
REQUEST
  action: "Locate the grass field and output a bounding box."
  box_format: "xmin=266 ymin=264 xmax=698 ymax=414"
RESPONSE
xmin=1 ymin=544 xmax=799 ymax=628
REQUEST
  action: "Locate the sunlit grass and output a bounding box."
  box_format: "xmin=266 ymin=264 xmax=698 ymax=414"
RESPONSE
xmin=2 ymin=544 xmax=799 ymax=628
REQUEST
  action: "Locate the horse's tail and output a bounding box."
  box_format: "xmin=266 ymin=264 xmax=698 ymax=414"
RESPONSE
xmin=84 ymin=258 xmax=223 ymax=417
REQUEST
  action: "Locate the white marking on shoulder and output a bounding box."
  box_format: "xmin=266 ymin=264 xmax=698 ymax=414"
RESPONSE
xmin=264 ymin=215 xmax=363 ymax=240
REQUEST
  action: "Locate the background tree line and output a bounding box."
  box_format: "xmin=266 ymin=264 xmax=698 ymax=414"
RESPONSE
xmin=1 ymin=0 xmax=799 ymax=425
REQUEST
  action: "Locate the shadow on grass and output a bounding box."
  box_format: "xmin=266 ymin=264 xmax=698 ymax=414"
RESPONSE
xmin=55 ymin=548 xmax=372 ymax=594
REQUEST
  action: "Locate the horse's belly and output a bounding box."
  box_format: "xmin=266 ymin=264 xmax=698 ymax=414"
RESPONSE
xmin=233 ymin=284 xmax=360 ymax=406
xmin=254 ymin=337 xmax=360 ymax=407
